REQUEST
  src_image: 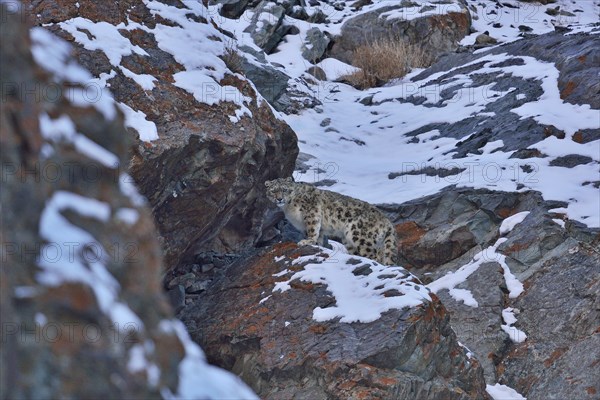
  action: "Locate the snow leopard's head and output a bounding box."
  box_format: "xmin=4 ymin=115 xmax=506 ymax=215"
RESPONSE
xmin=265 ymin=177 xmax=295 ymax=207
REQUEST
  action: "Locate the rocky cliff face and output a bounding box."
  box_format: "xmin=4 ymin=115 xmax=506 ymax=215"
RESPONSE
xmin=381 ymin=187 xmax=600 ymax=397
xmin=5 ymin=0 xmax=599 ymax=398
xmin=1 ymin=3 xmax=255 ymax=398
xmin=178 ymin=243 xmax=490 ymax=399
xmin=26 ymin=0 xmax=299 ymax=271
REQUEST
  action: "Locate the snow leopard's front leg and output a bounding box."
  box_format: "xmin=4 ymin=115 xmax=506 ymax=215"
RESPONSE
xmin=298 ymin=206 xmax=322 ymax=247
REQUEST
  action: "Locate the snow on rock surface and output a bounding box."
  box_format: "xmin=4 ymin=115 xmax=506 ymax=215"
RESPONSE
xmin=210 ymin=0 xmax=599 ymax=228
xmin=500 ymin=308 xmax=527 ymax=343
xmin=33 ymin=0 xmax=299 ymax=271
xmin=284 ymin=50 xmax=599 ymax=227
xmin=463 ymin=0 xmax=600 ymax=45
xmin=427 ymin=236 xmax=523 ymax=305
xmin=159 ymin=319 xmax=259 ymax=399
xmin=486 ymin=383 xmax=527 ymax=400
xmin=273 ymin=246 xmax=431 ymax=323
xmin=178 ymin=243 xmax=490 ymax=399
xmin=2 ymin=4 xmax=259 ymax=398
xmin=499 ymin=211 xmax=530 ymax=235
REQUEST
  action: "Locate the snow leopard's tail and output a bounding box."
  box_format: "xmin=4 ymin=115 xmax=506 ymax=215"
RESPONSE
xmin=382 ymin=224 xmax=398 ymax=266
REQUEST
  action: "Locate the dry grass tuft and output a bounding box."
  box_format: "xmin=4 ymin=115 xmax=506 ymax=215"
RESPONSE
xmin=341 ymin=38 xmax=430 ymax=89
xmin=222 ymin=44 xmax=244 ymax=75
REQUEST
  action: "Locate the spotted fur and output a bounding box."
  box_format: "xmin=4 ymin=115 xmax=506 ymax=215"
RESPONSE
xmin=265 ymin=178 xmax=398 ymax=265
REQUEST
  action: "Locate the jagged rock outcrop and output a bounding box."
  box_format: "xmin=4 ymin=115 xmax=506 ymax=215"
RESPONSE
xmin=244 ymin=0 xmax=291 ymax=53
xmin=237 ymin=45 xmax=321 ymax=113
xmin=0 ymin=4 xmax=256 ymax=398
xmin=380 ymin=187 xmax=600 ymax=396
xmin=497 ymin=242 xmax=599 ymax=399
xmin=178 ymin=243 xmax=490 ymax=399
xmin=301 ymin=27 xmax=331 ymax=63
xmin=26 ymin=0 xmax=299 ymax=271
xmin=328 ymin=0 xmax=471 ymax=64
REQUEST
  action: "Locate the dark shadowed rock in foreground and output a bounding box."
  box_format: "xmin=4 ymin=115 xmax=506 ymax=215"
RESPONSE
xmin=1 ymin=5 xmax=255 ymax=398
xmin=179 ymin=243 xmax=490 ymax=399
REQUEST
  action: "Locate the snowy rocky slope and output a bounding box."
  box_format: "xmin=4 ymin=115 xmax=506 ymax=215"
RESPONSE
xmin=7 ymin=0 xmax=599 ymax=399
xmin=196 ymin=0 xmax=599 ymax=398
xmin=1 ymin=2 xmax=258 ymax=398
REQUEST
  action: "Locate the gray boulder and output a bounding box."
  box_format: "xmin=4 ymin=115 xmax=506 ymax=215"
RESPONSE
xmin=213 ymin=0 xmax=254 ymax=18
xmin=301 ymin=27 xmax=331 ymax=62
xmin=244 ymin=0 xmax=291 ymax=53
xmin=238 ymin=45 xmax=291 ymax=105
xmin=237 ymin=45 xmax=322 ymax=113
xmin=328 ymin=1 xmax=471 ymax=64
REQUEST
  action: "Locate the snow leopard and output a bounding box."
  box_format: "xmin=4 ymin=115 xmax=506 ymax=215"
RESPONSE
xmin=265 ymin=177 xmax=398 ymax=265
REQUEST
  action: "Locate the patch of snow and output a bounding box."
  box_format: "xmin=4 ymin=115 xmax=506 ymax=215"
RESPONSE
xmin=115 ymin=208 xmax=140 ymax=225
xmin=428 ymin=237 xmax=523 ymax=302
xmin=144 ymin=0 xmax=253 ymax=121
xmin=58 ymin=17 xmax=148 ymax=66
xmin=458 ymin=341 xmax=474 ymax=360
xmin=40 ymin=113 xmax=120 ymax=168
xmin=448 ymin=288 xmax=479 ymax=307
xmin=316 ymin=58 xmax=360 ymax=81
xmin=508 ymin=57 xmax=599 ymax=138
xmin=486 ymin=383 xmax=527 ymax=400
xmin=549 ymin=207 xmax=568 ymax=214
xmin=119 ymin=66 xmax=157 ymax=91
xmin=158 ymin=319 xmax=258 ymax=399
xmin=501 ymin=307 xmax=527 ymax=343
xmin=30 ymin=27 xmax=116 ymax=120
xmin=272 ymin=268 xmax=289 ymax=277
xmin=119 ymin=173 xmax=147 ymax=207
xmin=37 ymin=191 xmax=145 ymax=328
xmin=35 ymin=312 xmax=48 ymax=326
xmin=500 ymin=259 xmax=524 ymax=299
xmin=128 ymin=342 xmax=161 ymax=387
xmin=499 ymin=211 xmax=530 ymax=235
xmin=116 ymin=102 xmax=159 ymax=142
xmin=273 ymin=247 xmax=431 ymax=323
xmin=480 ymin=139 xmax=504 ymax=154
xmin=13 ymin=286 xmax=39 ymax=298
xmin=381 ymin=1 xmax=466 ymax=22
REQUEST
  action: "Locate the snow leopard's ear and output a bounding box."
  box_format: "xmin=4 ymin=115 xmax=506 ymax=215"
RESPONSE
xmin=284 ymin=177 xmax=294 ymax=183
xmin=265 ymin=180 xmax=273 ymax=188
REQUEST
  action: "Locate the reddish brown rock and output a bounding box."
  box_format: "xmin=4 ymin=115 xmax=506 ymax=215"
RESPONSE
xmin=179 ymin=244 xmax=490 ymax=399
xmin=27 ymin=0 xmax=299 ymax=271
xmin=1 ymin=5 xmax=255 ymax=398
